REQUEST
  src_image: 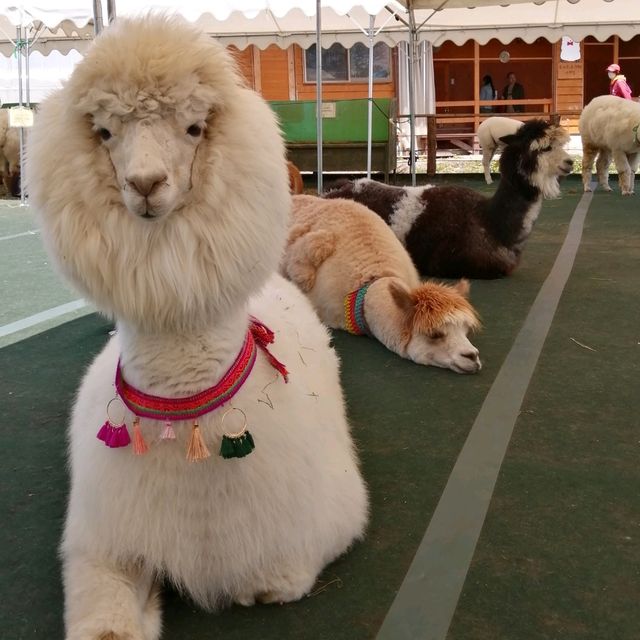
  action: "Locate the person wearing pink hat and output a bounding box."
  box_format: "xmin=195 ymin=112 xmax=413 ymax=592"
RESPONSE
xmin=606 ymin=63 xmax=633 ymax=100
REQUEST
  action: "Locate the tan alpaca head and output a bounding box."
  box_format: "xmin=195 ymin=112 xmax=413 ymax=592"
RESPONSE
xmin=390 ymin=279 xmax=481 ymax=374
xmin=27 ymin=15 xmax=290 ymax=332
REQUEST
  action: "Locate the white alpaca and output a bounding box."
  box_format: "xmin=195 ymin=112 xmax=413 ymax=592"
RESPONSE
xmin=0 ymin=109 xmax=21 ymax=195
xmin=477 ymin=116 xmax=524 ymax=184
xmin=27 ymin=16 xmax=367 ymax=640
xmin=579 ymin=95 xmax=640 ymax=195
xmin=282 ymin=195 xmax=482 ymax=374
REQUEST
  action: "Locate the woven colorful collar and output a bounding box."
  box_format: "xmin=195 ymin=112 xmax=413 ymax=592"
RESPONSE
xmin=97 ymin=317 xmax=288 ymax=462
xmin=344 ymin=281 xmax=373 ymax=336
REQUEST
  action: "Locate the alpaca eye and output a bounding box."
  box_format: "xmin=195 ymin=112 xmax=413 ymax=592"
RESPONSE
xmin=541 ymin=145 xmax=552 ymax=152
xmin=429 ymin=331 xmax=445 ymax=341
xmin=98 ymin=128 xmax=112 ymax=141
xmin=187 ymin=124 xmax=202 ymax=137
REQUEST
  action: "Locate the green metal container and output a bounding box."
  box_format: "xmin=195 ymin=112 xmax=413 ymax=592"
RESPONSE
xmin=269 ymin=98 xmax=393 ymax=144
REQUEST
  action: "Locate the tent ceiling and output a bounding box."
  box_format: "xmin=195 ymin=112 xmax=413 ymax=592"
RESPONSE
xmin=0 ymin=0 xmax=636 ymax=54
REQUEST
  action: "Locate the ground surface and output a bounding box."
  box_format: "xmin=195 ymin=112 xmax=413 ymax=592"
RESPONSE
xmin=1 ymin=176 xmax=638 ymax=639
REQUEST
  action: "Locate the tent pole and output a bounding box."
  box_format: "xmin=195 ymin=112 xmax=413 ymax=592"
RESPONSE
xmin=93 ymin=0 xmax=104 ymax=35
xmin=16 ymin=27 xmax=26 ymax=205
xmin=366 ymin=14 xmax=374 ymax=179
xmin=107 ymin=0 xmax=117 ymax=24
xmin=315 ymin=0 xmax=323 ymax=194
xmin=408 ymin=11 xmax=417 ymax=186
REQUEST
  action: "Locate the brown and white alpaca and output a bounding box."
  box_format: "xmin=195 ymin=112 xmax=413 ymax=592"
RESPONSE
xmin=282 ymin=195 xmax=481 ymax=374
xmin=27 ymin=16 xmax=367 ymax=640
xmin=325 ymin=120 xmax=573 ymax=279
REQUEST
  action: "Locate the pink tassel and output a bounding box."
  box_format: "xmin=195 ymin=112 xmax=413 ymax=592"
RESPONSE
xmin=132 ymin=418 xmax=149 ymax=455
xmin=161 ymin=420 xmax=176 ymax=440
xmin=97 ymin=420 xmax=131 ymax=449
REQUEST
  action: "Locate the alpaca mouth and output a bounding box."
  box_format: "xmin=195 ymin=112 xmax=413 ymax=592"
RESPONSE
xmin=140 ymin=212 xmax=156 ymax=220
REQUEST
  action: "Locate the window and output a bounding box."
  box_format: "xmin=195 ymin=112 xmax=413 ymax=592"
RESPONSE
xmin=305 ymin=42 xmax=391 ymax=82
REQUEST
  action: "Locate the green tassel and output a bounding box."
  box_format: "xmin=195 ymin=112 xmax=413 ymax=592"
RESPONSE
xmin=219 ymin=431 xmax=255 ymax=459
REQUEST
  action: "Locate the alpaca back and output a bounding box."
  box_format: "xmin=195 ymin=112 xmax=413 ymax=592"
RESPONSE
xmin=477 ymin=116 xmax=523 ymax=149
xmin=580 ymin=95 xmax=640 ymax=153
xmin=292 ymin=195 xmax=418 ymax=286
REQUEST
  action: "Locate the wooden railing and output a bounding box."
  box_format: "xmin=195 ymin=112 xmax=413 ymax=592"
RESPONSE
xmin=398 ymin=99 xmax=565 ymax=176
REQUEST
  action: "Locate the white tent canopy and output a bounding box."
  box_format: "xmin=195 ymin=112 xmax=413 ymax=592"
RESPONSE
xmin=109 ymin=0 xmax=639 ymax=49
xmin=0 ymin=1 xmax=637 ymax=56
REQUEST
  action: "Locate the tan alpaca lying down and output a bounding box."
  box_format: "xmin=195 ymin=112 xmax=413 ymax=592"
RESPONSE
xmin=283 ymin=195 xmax=482 ymax=373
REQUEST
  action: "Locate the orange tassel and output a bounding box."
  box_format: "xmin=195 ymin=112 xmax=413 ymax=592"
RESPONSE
xmin=186 ymin=421 xmax=211 ymax=462
xmin=132 ymin=418 xmax=149 ymax=455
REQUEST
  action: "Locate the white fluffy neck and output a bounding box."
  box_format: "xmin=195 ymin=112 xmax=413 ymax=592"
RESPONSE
xmin=116 ymin=305 xmax=248 ymax=397
xmin=361 ymin=277 xmax=409 ymax=357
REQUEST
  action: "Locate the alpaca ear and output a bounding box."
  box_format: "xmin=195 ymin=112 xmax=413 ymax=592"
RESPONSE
xmin=454 ymin=278 xmax=471 ymax=297
xmin=388 ymin=280 xmax=414 ymax=316
xmin=499 ymin=133 xmax=517 ymax=145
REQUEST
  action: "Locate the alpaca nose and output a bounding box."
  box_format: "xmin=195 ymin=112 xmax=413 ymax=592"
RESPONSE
xmin=461 ymin=349 xmax=479 ymax=363
xmin=126 ymin=171 xmax=168 ymax=197
xmin=566 ymin=158 xmax=574 ymax=166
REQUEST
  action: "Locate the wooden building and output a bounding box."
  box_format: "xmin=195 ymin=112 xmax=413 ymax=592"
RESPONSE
xmin=231 ymin=34 xmax=640 ymax=153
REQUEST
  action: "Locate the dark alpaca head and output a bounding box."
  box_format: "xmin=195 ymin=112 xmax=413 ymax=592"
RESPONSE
xmin=499 ymin=119 xmax=573 ymax=198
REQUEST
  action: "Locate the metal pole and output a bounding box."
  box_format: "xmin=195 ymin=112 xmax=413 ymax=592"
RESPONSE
xmin=366 ymin=15 xmax=374 ymax=178
xmin=25 ymin=32 xmax=30 ymax=107
xmin=107 ymin=0 xmax=117 ymax=24
xmin=16 ymin=27 xmax=26 ymax=205
xmin=408 ymin=14 xmax=417 ymax=186
xmin=93 ymin=0 xmax=104 ymax=35
xmin=315 ymin=0 xmax=323 ymax=194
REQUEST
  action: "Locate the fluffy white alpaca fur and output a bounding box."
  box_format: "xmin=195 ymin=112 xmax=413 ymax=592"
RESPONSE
xmin=282 ymin=195 xmax=482 ymax=374
xmin=477 ymin=116 xmax=524 ymax=184
xmin=0 ymin=109 xmax=20 ymax=195
xmin=579 ymin=95 xmax=640 ymax=195
xmin=27 ymin=16 xmax=367 ymax=640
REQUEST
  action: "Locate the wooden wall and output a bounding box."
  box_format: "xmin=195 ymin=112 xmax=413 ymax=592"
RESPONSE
xmin=293 ymin=46 xmax=396 ymax=101
xmin=229 ymin=43 xmax=396 ymax=102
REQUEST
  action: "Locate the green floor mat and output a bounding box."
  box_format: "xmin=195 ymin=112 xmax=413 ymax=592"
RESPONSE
xmin=448 ymin=190 xmax=640 ymax=640
xmin=3 ymin=177 xmax=624 ymax=639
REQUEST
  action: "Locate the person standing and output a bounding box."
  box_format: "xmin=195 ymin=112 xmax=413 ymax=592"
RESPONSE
xmin=606 ymin=63 xmax=633 ymax=100
xmin=502 ymin=72 xmax=525 ymax=113
xmin=480 ymin=74 xmax=497 ymax=113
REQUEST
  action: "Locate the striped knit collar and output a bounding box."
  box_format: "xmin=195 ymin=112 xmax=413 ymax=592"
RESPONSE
xmin=344 ymin=281 xmax=373 ymax=335
xmin=115 ymin=317 xmax=287 ymax=422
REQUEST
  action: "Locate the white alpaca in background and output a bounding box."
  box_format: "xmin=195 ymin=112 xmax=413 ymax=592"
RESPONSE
xmin=477 ymin=116 xmax=524 ymax=184
xmin=579 ymin=95 xmax=640 ymax=195
xmin=28 ymin=16 xmax=367 ymax=640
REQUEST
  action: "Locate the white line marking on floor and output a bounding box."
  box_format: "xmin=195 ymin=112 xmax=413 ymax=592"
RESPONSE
xmin=0 ymin=299 xmax=88 ymax=338
xmin=377 ymin=190 xmax=593 ymax=640
xmin=0 ymin=229 xmax=40 ymax=241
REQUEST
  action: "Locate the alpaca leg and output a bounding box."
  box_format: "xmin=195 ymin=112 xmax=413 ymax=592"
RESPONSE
xmin=627 ymin=153 xmax=639 ymax=194
xmin=64 ymin=553 xmax=160 ymax=640
xmin=595 ymin=149 xmax=613 ymax=192
xmin=482 ymin=145 xmax=495 ymax=184
xmin=612 ymin=149 xmax=632 ymax=195
xmin=581 ymin=145 xmax=597 ymax=192
xmin=282 ymin=228 xmax=336 ymax=292
xmin=235 ymin=562 xmax=320 ymax=607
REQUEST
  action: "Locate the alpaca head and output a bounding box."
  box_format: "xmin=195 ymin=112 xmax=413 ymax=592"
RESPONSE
xmin=499 ymin=120 xmax=573 ymax=199
xmin=389 ymin=279 xmax=481 ymax=374
xmin=27 ymin=15 xmax=290 ymax=333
